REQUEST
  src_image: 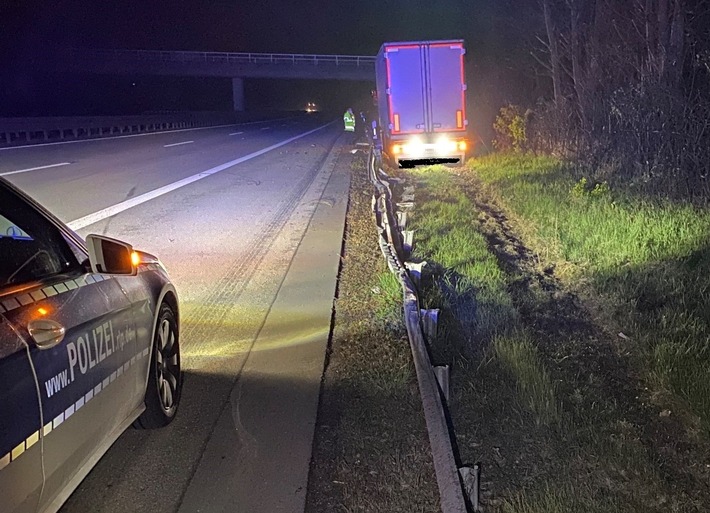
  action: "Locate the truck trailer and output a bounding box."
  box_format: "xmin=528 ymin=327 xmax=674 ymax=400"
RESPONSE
xmin=375 ymin=40 xmax=468 ymax=168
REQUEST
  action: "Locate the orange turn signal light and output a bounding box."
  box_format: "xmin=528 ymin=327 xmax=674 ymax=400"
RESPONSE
xmin=130 ymin=251 xmax=141 ymax=267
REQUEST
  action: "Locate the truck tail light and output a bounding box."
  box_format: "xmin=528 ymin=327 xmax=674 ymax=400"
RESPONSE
xmin=392 ymin=144 xmax=403 ymax=155
xmin=457 ymin=140 xmax=467 ymax=152
xmin=393 ymin=114 xmax=400 ymax=133
xmin=456 ymin=110 xmax=463 ymax=129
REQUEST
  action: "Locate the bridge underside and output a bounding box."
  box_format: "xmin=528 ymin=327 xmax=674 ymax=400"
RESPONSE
xmin=49 ymin=49 xmax=376 ymax=111
xmin=80 ymin=60 xmax=375 ymax=81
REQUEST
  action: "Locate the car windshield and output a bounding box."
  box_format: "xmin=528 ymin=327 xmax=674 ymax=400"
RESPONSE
xmin=0 ymin=183 xmax=81 ymax=289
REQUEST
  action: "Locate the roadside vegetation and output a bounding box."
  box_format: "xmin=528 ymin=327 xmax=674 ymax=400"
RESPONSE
xmin=472 ymin=153 xmax=710 ymax=433
xmin=306 ymin=152 xmax=439 ymax=512
xmin=405 ymin=158 xmax=710 ymax=512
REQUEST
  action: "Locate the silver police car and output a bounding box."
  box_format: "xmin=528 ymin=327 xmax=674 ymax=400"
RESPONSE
xmin=0 ymin=177 xmax=182 ymax=513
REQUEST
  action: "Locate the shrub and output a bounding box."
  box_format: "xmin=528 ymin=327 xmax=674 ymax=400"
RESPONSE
xmin=494 ymin=104 xmax=529 ymax=152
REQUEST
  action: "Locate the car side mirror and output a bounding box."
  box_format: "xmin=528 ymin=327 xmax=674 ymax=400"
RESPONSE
xmin=85 ymin=234 xmax=137 ymax=275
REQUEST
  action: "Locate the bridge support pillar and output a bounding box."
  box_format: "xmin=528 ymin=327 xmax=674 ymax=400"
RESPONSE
xmin=232 ymin=77 xmax=245 ymax=111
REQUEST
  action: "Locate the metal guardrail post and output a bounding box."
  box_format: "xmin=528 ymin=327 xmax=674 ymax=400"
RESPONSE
xmin=404 ymin=261 xmax=427 ymax=288
xmin=421 ymin=308 xmax=440 ymax=340
xmin=402 ymin=230 xmax=414 ymax=255
xmin=433 ymin=365 xmax=450 ymax=402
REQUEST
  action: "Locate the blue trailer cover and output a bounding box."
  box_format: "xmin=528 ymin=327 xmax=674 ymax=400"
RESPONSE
xmin=377 ymin=40 xmax=466 ymax=138
xmin=428 ymin=42 xmax=467 ymax=132
xmin=384 ymin=44 xmax=427 ymax=135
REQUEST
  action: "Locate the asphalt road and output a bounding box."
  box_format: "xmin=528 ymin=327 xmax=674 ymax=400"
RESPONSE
xmin=1 ymin=115 xmax=352 ymax=512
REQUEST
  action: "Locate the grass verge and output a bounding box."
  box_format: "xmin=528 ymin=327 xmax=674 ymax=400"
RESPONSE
xmin=405 ymin=162 xmax=710 ymax=512
xmin=305 ymin=151 xmax=439 ymax=512
xmin=471 ymin=153 xmax=710 ymax=433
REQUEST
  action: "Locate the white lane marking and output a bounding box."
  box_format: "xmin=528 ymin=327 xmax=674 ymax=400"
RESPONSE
xmin=229 ymin=131 xmax=244 ymax=135
xmin=67 ymin=122 xmax=333 ymax=230
xmin=163 ymin=140 xmax=194 ymax=148
xmin=0 ymin=162 xmax=71 ymax=176
xmin=260 ymin=127 xmax=271 ymax=130
xmin=0 ymin=116 xmax=297 ymax=152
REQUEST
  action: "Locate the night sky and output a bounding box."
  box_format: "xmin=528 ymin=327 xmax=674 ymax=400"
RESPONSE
xmin=1 ymin=0 xmax=542 ymax=138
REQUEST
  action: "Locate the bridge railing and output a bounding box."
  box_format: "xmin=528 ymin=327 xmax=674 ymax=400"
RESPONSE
xmin=77 ymin=49 xmax=376 ymax=67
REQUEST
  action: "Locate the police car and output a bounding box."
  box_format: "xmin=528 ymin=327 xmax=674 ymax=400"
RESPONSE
xmin=0 ymin=177 xmax=182 ymax=513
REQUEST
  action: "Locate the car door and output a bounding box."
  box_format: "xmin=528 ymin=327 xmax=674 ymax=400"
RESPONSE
xmin=0 ymin=183 xmax=140 ymax=512
xmin=0 ymin=312 xmax=43 ymax=513
xmin=112 ymin=273 xmax=155 ymax=400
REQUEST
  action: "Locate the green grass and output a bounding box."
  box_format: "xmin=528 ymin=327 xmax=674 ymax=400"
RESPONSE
xmin=493 ymin=331 xmax=561 ymax=426
xmin=469 ymin=153 xmax=710 ymax=432
xmin=500 ymin=484 xmax=622 ymax=513
xmin=472 ymin=153 xmax=710 ymax=272
xmin=407 ymin=167 xmax=564 ymax=428
xmin=405 ymin=162 xmax=701 ymax=512
xmin=407 ymin=166 xmax=561 ymax=430
xmin=372 ymin=270 xmax=404 ymax=323
xmin=408 ymin=166 xmax=518 ymax=342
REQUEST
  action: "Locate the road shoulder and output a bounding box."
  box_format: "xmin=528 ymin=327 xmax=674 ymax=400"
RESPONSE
xmin=177 ymin=136 xmax=351 ymax=513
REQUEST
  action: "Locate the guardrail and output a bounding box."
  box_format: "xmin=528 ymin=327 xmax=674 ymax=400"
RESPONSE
xmin=367 ymin=148 xmax=480 ymax=512
xmin=0 ymin=112 xmax=282 ymax=147
xmin=72 ymin=48 xmax=376 ymax=67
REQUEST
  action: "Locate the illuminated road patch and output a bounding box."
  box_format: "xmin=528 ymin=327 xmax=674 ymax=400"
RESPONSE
xmin=67 ymin=123 xmax=331 ymax=230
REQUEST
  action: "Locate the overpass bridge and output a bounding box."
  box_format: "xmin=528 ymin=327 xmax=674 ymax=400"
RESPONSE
xmin=56 ymin=48 xmax=377 ymax=110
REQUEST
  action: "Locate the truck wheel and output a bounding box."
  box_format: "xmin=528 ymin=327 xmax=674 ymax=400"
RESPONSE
xmin=135 ymin=302 xmax=182 ymax=429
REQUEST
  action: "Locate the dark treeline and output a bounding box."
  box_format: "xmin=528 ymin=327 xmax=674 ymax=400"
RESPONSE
xmin=494 ymin=0 xmax=710 ymax=201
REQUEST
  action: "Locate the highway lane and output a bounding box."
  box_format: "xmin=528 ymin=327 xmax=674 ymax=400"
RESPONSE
xmin=3 ymin=116 xmax=351 ymax=512
xmin=0 ymin=116 xmax=312 ymax=223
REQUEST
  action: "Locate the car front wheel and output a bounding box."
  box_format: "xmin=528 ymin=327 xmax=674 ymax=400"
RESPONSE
xmin=135 ymin=302 xmax=182 ymax=429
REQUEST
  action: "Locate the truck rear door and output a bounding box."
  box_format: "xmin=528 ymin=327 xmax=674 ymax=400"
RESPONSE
xmin=386 ymin=45 xmax=426 ymax=134
xmin=427 ymin=42 xmax=467 ymax=133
